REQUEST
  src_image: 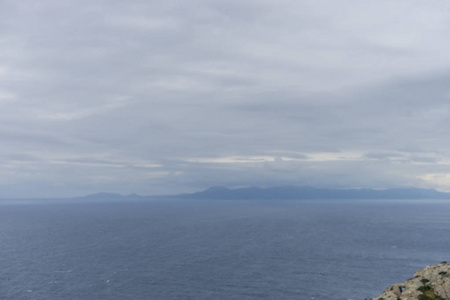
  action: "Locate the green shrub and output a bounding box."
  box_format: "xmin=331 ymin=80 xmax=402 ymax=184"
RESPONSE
xmin=417 ymin=285 xmax=431 ymax=293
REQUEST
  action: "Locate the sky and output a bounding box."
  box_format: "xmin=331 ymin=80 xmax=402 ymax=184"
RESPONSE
xmin=2 ymin=0 xmax=450 ymax=198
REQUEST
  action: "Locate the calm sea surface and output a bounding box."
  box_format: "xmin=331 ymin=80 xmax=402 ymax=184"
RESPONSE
xmin=0 ymin=198 xmax=449 ymax=300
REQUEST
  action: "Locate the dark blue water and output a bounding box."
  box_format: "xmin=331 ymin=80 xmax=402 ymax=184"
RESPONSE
xmin=0 ymin=198 xmax=449 ymax=300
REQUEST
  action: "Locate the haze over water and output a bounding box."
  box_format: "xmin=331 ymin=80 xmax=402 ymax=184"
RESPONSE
xmin=1 ymin=198 xmax=449 ymax=300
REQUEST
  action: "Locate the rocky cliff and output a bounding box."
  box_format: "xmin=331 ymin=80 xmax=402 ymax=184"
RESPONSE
xmin=362 ymin=262 xmax=450 ymax=300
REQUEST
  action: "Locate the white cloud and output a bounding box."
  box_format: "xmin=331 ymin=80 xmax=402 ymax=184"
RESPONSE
xmin=419 ymin=173 xmax=450 ymax=192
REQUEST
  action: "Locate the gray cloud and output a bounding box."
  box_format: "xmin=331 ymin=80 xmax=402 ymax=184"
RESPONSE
xmin=2 ymin=0 xmax=450 ymax=197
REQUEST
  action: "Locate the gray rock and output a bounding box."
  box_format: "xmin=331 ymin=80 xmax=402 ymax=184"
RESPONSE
xmin=366 ymin=262 xmax=450 ymax=300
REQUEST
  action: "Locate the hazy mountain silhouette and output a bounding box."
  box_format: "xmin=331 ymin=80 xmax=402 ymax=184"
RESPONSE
xmin=37 ymin=186 xmax=450 ymax=202
xmin=179 ymin=186 xmax=450 ymax=200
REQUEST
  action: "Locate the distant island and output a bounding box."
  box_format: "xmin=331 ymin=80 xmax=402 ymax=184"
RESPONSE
xmin=177 ymin=186 xmax=450 ymax=200
xmin=5 ymin=186 xmax=450 ymax=202
xmin=68 ymin=186 xmax=450 ymax=202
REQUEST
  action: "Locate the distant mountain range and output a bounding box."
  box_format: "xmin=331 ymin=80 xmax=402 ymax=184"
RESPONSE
xmin=177 ymin=186 xmax=450 ymax=200
xmin=23 ymin=186 xmax=450 ymax=202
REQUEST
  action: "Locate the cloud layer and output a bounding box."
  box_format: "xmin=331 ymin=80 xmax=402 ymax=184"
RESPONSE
xmin=2 ymin=0 xmax=450 ymax=197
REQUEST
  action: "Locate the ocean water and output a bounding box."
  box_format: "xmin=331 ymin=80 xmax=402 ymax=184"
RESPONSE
xmin=0 ymin=198 xmax=449 ymax=300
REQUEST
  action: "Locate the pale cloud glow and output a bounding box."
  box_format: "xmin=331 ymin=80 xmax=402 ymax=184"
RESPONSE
xmin=302 ymin=152 xmax=364 ymax=162
xmin=419 ymin=173 xmax=450 ymax=192
xmin=187 ymin=152 xmax=371 ymax=164
xmin=36 ymin=98 xmax=129 ymax=121
xmin=186 ymin=156 xmax=276 ymax=164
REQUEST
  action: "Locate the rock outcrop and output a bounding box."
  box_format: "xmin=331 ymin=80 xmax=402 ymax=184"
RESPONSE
xmin=364 ymin=262 xmax=450 ymax=300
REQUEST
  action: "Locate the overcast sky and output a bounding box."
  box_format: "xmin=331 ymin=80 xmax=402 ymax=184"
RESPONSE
xmin=2 ymin=0 xmax=450 ymax=197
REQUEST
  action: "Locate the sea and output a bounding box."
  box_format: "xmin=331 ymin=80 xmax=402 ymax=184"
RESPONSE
xmin=0 ymin=198 xmax=449 ymax=300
